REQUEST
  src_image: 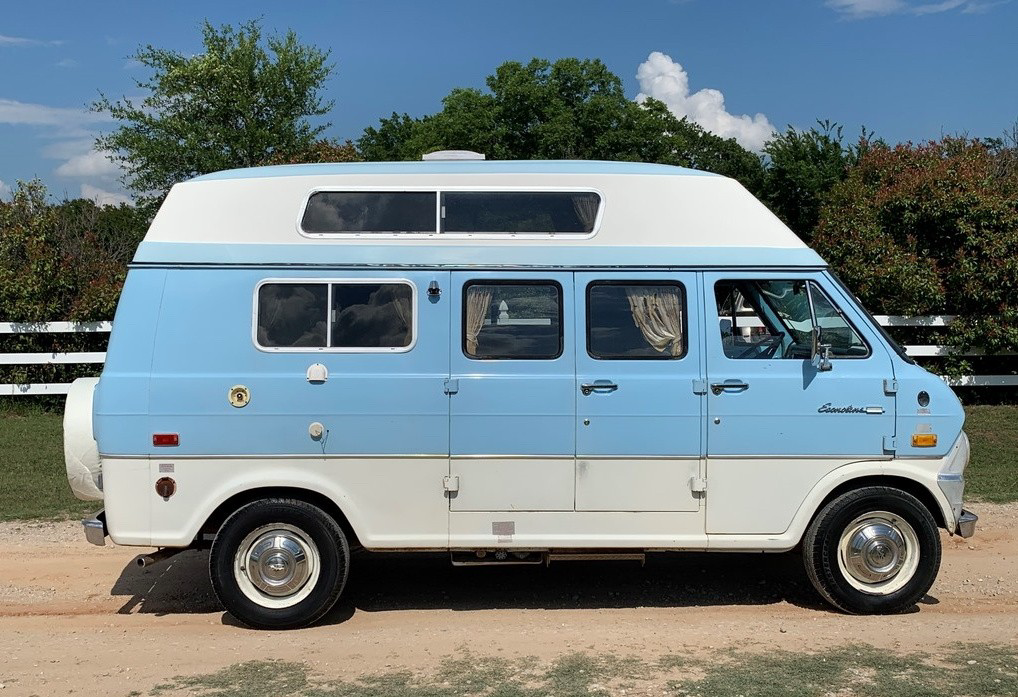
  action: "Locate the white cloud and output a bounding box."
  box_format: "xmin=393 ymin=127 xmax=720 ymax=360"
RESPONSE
xmin=827 ymin=0 xmax=998 ymax=18
xmin=0 ymin=98 xmax=107 ymax=138
xmin=0 ymin=179 xmax=11 ymax=200
xmin=635 ymin=52 xmax=775 ymax=152
xmin=55 ymin=58 xmax=78 ymax=68
xmin=56 ymin=149 xmax=120 ymax=178
xmin=80 ymin=184 xmax=131 ymax=207
xmin=0 ymin=34 xmax=62 ymax=47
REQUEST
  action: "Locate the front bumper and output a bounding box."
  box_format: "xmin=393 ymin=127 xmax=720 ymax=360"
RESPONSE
xmin=82 ymin=509 xmax=108 ymax=546
xmin=955 ymin=509 xmax=978 ymax=539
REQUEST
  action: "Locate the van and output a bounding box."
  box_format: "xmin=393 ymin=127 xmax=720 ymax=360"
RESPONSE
xmin=64 ymin=155 xmax=977 ymax=629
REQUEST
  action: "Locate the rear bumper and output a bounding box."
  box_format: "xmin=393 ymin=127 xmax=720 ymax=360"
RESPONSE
xmin=82 ymin=509 xmax=108 ymax=546
xmin=955 ymin=509 xmax=978 ymax=539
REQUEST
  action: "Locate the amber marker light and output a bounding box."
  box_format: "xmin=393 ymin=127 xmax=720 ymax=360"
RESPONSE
xmin=912 ymin=434 xmax=937 ymax=447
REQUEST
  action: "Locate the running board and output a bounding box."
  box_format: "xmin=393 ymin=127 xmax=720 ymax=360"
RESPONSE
xmin=451 ymin=551 xmax=646 ymax=566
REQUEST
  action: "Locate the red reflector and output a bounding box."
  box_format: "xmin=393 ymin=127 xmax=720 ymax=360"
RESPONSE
xmin=153 ymin=433 xmax=179 ymax=447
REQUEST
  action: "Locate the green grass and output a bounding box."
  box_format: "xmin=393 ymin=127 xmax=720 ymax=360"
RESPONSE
xmin=0 ymin=405 xmax=1015 ymax=522
xmin=0 ymin=409 xmax=94 ymax=521
xmin=963 ymin=405 xmax=1018 ymax=502
xmin=143 ymin=644 xmax=1018 ymax=697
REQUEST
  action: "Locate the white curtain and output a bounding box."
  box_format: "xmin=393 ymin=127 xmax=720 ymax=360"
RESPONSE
xmin=464 ymin=286 xmax=493 ymax=355
xmin=572 ymin=194 xmax=599 ymax=231
xmin=626 ymin=287 xmax=683 ymax=356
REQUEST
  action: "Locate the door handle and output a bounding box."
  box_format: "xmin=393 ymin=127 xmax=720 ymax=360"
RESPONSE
xmin=710 ymin=381 xmax=750 ymax=395
xmin=581 ymin=381 xmax=619 ymax=395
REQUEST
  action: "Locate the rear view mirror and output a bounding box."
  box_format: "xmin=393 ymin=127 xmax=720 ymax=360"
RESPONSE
xmin=811 ymin=326 xmax=833 ymax=372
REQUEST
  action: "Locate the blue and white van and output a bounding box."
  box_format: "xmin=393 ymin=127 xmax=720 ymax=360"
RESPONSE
xmin=64 ymin=155 xmax=977 ymax=629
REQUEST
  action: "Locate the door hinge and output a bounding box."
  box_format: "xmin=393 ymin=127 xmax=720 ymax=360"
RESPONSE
xmin=692 ymin=379 xmax=707 ymax=395
xmin=883 ymin=379 xmax=898 ymax=395
xmin=443 ymin=475 xmax=460 ymax=492
xmin=443 ymin=378 xmax=459 ymax=395
xmin=883 ymin=435 xmax=897 ymax=452
xmin=690 ymin=475 xmax=707 ymax=493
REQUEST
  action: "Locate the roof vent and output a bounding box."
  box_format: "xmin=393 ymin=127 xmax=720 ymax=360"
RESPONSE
xmin=422 ymin=150 xmax=485 ymax=161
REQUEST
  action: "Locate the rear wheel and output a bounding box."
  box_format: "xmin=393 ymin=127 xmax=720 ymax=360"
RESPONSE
xmin=210 ymin=498 xmax=349 ymax=629
xmin=803 ymin=486 xmax=940 ymax=614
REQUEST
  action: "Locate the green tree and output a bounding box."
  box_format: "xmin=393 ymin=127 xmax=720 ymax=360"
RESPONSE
xmin=95 ymin=20 xmax=334 ymax=213
xmin=813 ymin=137 xmax=1018 ymax=369
xmin=761 ymin=121 xmax=862 ymax=241
xmin=359 ymin=58 xmax=765 ymax=193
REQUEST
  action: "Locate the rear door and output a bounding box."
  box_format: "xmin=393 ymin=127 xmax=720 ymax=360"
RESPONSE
xmin=574 ymin=273 xmax=703 ymax=512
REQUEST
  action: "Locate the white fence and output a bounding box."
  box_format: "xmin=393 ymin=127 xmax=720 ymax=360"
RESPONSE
xmin=2 ymin=317 xmax=1016 ymax=396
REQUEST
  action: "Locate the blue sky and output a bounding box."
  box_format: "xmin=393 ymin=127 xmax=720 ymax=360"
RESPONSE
xmin=1 ymin=0 xmax=1015 ymax=204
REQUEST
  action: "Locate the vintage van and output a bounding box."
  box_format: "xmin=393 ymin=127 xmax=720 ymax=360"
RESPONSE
xmin=64 ymin=155 xmax=977 ymax=629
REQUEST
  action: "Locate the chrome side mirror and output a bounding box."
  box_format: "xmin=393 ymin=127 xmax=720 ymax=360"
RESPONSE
xmin=811 ymin=326 xmax=833 ymax=372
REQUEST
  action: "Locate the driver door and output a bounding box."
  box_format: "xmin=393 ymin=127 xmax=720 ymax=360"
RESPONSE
xmin=702 ymin=271 xmax=896 ymax=534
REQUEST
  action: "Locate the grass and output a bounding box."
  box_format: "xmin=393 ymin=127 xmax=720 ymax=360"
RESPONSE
xmin=0 ymin=408 xmax=94 ymax=521
xmin=963 ymin=405 xmax=1018 ymax=502
xmin=142 ymin=644 xmax=1018 ymax=697
xmin=0 ymin=404 xmax=1015 ymax=521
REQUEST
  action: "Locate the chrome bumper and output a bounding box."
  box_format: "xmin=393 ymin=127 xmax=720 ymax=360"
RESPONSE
xmin=955 ymin=509 xmax=978 ymax=539
xmin=82 ymin=509 xmax=108 ymax=546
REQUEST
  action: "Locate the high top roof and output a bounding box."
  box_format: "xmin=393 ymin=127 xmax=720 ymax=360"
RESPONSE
xmin=135 ymin=160 xmax=826 ymax=268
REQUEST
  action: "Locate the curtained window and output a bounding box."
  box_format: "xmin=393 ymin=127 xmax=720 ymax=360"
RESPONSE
xmin=587 ymin=283 xmax=685 ymax=359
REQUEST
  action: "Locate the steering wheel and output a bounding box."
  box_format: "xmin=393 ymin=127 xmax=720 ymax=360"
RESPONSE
xmin=735 ymin=333 xmax=785 ymax=359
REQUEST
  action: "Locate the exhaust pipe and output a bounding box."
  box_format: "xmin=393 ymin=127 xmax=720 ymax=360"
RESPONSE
xmin=135 ymin=547 xmax=184 ymax=568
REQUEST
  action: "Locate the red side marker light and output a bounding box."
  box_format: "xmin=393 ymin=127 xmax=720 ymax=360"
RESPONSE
xmin=153 ymin=433 xmax=179 ymax=447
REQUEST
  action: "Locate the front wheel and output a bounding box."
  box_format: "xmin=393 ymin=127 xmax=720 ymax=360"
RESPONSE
xmin=803 ymin=486 xmax=941 ymax=614
xmin=210 ymin=498 xmax=349 ymax=629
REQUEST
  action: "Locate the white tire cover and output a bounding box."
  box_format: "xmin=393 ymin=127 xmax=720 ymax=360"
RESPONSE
xmin=63 ymin=377 xmax=103 ymax=501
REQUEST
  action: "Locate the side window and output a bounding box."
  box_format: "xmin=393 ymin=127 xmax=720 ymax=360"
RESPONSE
xmin=587 ymin=282 xmax=685 ymax=359
xmin=257 ymin=281 xmax=414 ymax=350
xmin=714 ymin=279 xmax=868 ymax=359
xmin=463 ymin=282 xmax=562 ymax=359
xmin=257 ymin=283 xmax=328 ymax=347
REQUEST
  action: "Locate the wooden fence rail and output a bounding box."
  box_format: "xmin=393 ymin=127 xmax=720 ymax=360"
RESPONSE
xmin=2 ymin=317 xmax=1015 ymax=396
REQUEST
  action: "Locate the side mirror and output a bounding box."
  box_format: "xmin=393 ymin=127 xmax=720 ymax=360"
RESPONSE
xmin=811 ymin=326 xmax=833 ymax=372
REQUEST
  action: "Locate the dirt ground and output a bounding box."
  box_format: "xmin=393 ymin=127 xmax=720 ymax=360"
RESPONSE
xmin=0 ymin=504 xmax=1016 ymax=697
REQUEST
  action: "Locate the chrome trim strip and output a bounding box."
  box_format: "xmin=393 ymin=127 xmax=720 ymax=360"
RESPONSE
xmin=99 ymin=453 xmax=448 ymax=460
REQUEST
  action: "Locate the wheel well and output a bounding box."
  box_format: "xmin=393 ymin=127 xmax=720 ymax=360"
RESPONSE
xmin=815 ymin=476 xmax=946 ymax=529
xmin=197 ymin=487 xmax=361 ymax=548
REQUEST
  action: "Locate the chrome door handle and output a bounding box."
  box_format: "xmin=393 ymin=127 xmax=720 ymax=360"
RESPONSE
xmin=710 ymin=381 xmax=750 ymax=395
xmin=581 ymin=382 xmax=619 ymax=396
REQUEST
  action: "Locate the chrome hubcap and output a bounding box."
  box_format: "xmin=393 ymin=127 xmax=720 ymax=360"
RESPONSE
xmin=844 ymin=520 xmax=906 ymax=583
xmin=242 ymin=530 xmax=312 ymax=597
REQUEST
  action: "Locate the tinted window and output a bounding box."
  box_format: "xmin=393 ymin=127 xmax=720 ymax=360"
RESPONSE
xmin=442 ymin=192 xmax=600 ymax=233
xmin=257 ymin=283 xmax=328 ymax=347
xmin=463 ymin=282 xmax=562 ymax=359
xmin=332 ymin=283 xmax=413 ymax=348
xmin=257 ymin=281 xmax=414 ymax=350
xmin=302 ymin=192 xmax=435 ymax=233
xmin=588 ymin=283 xmax=686 ymax=359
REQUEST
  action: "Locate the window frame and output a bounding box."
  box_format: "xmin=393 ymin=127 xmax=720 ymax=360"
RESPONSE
xmin=713 ymin=278 xmax=871 ymax=361
xmin=296 ymin=186 xmax=604 ymax=240
xmin=461 ymin=279 xmax=564 ymax=361
xmin=252 ymin=278 xmax=418 ymax=353
xmin=585 ymin=280 xmax=688 ymax=361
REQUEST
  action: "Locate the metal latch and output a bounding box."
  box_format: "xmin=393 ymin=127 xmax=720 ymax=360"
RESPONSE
xmin=444 ymin=378 xmax=459 ymax=395
xmin=692 ymin=379 xmax=707 ymax=395
xmin=690 ymin=475 xmax=707 ymax=493
xmin=443 ymin=475 xmax=460 ymax=492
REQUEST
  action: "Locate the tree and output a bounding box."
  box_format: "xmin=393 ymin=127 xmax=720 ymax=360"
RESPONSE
xmin=761 ymin=121 xmax=863 ymax=241
xmin=358 ymin=58 xmax=765 ymax=194
xmin=813 ymin=137 xmax=1018 ymax=369
xmin=95 ymin=20 xmax=334 ymax=213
